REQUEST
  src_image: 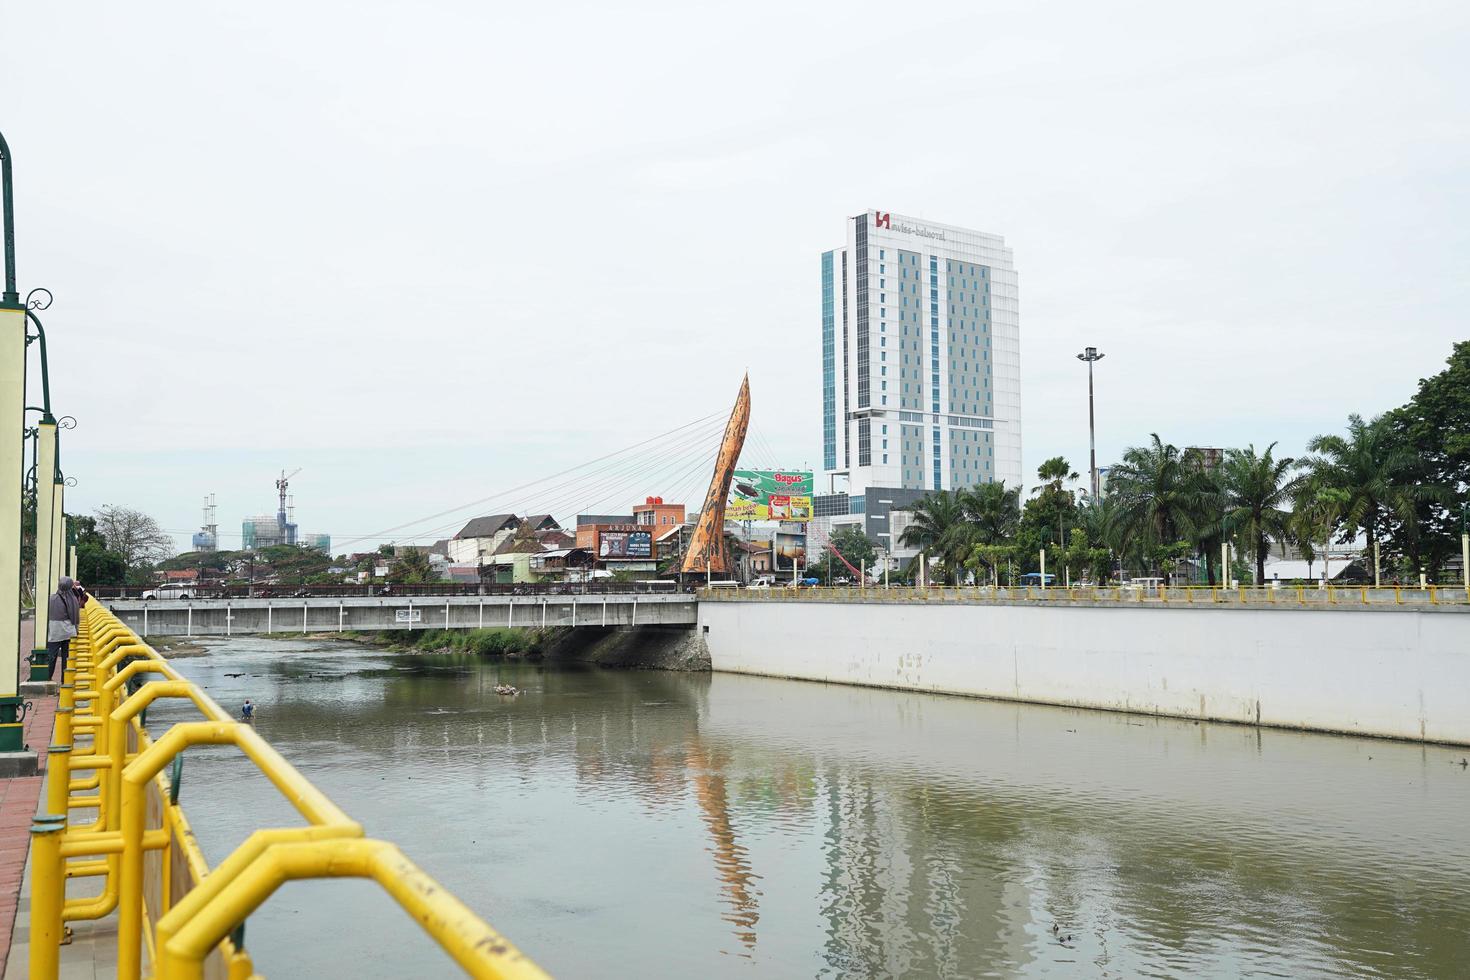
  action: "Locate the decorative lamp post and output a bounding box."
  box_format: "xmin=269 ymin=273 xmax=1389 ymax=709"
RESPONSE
xmin=0 ymin=131 xmax=31 ymax=747
xmin=1075 ymin=346 xmax=1105 ymax=501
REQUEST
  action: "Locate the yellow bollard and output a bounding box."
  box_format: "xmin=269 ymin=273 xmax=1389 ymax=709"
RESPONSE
xmin=44 ymin=744 xmax=71 ymax=820
xmin=29 ymin=815 xmax=68 ymax=979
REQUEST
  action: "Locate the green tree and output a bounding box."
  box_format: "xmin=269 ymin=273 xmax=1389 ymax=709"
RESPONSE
xmin=898 ymin=491 xmax=967 ymax=584
xmin=389 ymin=548 xmax=432 ymax=583
xmin=1305 ymin=414 xmax=1439 ymax=573
xmin=961 ymin=481 xmax=1022 ymax=579
xmin=1221 ymin=443 xmax=1301 ymax=584
xmin=1381 ymin=344 xmax=1469 ymax=576
xmin=1105 ymin=436 xmax=1214 ymax=576
xmin=72 ymin=515 xmax=127 ymax=587
xmin=811 ymin=525 xmax=877 ymax=583
xmin=1027 ymin=457 xmax=1080 ymax=549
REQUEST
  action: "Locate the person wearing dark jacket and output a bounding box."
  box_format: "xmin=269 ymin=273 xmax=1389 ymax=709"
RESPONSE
xmin=46 ymin=576 xmax=80 ymax=679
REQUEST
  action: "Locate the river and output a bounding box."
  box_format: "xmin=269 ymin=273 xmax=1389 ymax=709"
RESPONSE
xmin=148 ymin=636 xmax=1470 ymax=979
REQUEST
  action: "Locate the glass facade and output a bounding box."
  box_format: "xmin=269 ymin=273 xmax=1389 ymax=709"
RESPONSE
xmin=821 ymin=210 xmax=1020 ymax=503
xmin=821 ymin=251 xmax=836 ymax=471
xmin=855 ymin=218 xmax=870 ymax=411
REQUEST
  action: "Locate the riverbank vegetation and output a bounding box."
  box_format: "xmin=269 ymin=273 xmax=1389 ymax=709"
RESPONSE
xmin=355 ymin=627 xmax=548 ymax=658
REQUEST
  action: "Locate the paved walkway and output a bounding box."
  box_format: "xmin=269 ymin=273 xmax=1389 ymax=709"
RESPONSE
xmin=0 ymin=619 xmax=59 ymax=978
xmin=2 ymin=616 xmax=118 ymax=979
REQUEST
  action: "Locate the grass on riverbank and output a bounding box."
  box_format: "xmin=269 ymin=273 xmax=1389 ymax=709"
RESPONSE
xmin=348 ymin=627 xmax=550 ymax=658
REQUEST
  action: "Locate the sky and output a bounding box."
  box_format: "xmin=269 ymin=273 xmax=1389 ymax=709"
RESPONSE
xmin=6 ymin=1 xmax=1468 ymax=553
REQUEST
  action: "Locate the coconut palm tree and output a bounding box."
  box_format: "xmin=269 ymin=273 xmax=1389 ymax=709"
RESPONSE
xmin=1220 ymin=443 xmax=1301 ymax=584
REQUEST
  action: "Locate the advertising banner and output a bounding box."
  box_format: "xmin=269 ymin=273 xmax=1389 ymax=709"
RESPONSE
xmin=773 ymin=530 xmax=807 ymax=571
xmin=729 ymin=469 xmax=814 ymax=522
xmin=599 ymin=529 xmax=652 ymax=559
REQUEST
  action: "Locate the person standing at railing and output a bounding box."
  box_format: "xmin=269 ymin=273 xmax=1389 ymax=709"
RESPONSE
xmin=46 ymin=575 xmax=80 ymax=679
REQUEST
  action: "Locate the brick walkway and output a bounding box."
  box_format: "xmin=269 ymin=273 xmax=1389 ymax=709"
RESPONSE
xmin=0 ymin=615 xmax=58 ymax=976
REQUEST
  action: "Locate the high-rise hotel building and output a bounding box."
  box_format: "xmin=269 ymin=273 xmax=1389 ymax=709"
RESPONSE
xmin=820 ymin=210 xmax=1021 ymax=502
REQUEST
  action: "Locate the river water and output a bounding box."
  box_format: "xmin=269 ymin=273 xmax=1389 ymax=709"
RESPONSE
xmin=149 ymin=637 xmax=1470 ymax=979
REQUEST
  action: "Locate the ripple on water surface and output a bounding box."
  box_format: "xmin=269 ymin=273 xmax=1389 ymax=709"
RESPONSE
xmin=144 ymin=636 xmax=1470 ymax=979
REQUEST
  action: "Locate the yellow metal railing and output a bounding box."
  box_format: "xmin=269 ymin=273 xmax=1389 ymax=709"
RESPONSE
xmin=30 ymin=601 xmax=550 ymax=980
xmin=702 ymin=583 xmax=1470 ymax=607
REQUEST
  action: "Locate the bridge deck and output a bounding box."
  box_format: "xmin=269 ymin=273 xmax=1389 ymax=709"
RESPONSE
xmin=109 ymin=593 xmax=699 ymax=636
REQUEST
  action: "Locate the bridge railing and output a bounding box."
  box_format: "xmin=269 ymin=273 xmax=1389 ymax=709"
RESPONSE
xmin=701 ymin=583 xmax=1470 ymax=607
xmin=30 ymin=600 xmax=549 ymax=980
xmin=93 ymin=580 xmax=685 ymax=600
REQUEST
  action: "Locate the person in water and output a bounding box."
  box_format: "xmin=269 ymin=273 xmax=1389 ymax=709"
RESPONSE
xmin=241 ymin=699 xmax=255 ymax=721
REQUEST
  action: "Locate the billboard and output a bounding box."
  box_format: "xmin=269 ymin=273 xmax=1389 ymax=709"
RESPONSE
xmin=599 ymin=528 xmax=652 ymax=559
xmin=729 ymin=469 xmax=813 ymax=522
xmin=773 ymin=530 xmax=807 ymax=571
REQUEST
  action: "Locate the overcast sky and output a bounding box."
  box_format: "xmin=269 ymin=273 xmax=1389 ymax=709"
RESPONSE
xmin=7 ymin=1 xmax=1468 ymax=553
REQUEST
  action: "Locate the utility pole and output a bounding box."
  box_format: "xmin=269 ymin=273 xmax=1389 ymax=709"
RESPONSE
xmin=1076 ymin=347 xmax=1105 ymax=500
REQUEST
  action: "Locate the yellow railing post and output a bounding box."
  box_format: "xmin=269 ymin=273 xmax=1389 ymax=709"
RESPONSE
xmin=163 ymin=839 xmax=550 ymax=980
xmin=28 ymin=814 xmax=68 ymax=980
xmin=43 ymin=600 xmax=545 ymax=980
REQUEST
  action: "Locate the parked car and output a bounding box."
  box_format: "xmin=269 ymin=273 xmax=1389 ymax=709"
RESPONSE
xmin=141 ymin=585 xmax=193 ymax=600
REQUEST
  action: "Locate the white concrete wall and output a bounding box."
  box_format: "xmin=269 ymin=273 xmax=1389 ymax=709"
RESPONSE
xmin=698 ymin=600 xmax=1470 ymax=745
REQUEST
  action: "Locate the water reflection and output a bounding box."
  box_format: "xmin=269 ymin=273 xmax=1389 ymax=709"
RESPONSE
xmin=149 ymin=638 xmax=1470 ymax=979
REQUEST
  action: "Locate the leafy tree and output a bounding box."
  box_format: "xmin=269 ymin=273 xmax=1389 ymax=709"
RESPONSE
xmin=72 ymin=515 xmax=127 ymax=586
xmin=969 ymin=542 xmax=1019 ymax=586
xmin=1220 ymin=443 xmax=1301 ymax=584
xmin=810 ymin=525 xmax=876 ymax=583
xmin=1061 ymin=527 xmax=1113 ymax=584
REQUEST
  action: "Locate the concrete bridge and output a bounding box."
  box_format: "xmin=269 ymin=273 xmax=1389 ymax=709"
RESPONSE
xmin=110 ymin=592 xmax=698 ymax=636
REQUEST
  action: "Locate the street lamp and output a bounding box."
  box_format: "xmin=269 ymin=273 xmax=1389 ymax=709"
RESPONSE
xmin=1076 ymin=346 xmax=1105 ymax=501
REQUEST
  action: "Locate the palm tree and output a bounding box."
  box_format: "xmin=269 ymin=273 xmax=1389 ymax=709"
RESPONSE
xmin=1305 ymin=414 xmax=1433 ymax=573
xmin=963 ymin=481 xmax=1021 ymax=542
xmin=898 ymin=491 xmax=966 ymax=584
xmin=1220 ymin=443 xmax=1300 ymax=584
xmin=1033 ymin=457 xmax=1080 ymax=496
xmin=1105 ymin=436 xmax=1214 ymax=575
xmin=957 ymin=481 xmax=1021 ymax=583
xmin=1029 ymin=456 xmax=1080 ymax=549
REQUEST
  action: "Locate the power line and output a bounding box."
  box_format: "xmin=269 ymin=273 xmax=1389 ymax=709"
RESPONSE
xmin=326 ymin=410 xmax=726 ymax=551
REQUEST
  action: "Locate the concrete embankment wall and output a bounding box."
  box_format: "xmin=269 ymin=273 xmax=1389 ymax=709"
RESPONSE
xmin=542 ymin=627 xmax=710 ymax=670
xmin=697 ymin=599 xmax=1470 ymax=745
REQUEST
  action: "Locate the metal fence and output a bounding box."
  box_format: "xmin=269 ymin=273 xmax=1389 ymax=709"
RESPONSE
xmin=701 ymin=583 xmax=1470 ymax=608
xmin=93 ymin=581 xmax=683 ymax=600
xmin=28 ymin=601 xmax=550 ymax=979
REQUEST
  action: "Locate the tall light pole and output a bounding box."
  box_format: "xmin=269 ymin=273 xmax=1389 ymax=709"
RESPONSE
xmin=1076 ymin=346 xmax=1105 ymax=501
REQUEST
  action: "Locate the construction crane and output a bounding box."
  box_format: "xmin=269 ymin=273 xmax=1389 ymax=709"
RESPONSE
xmin=276 ymin=468 xmax=302 ymax=519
